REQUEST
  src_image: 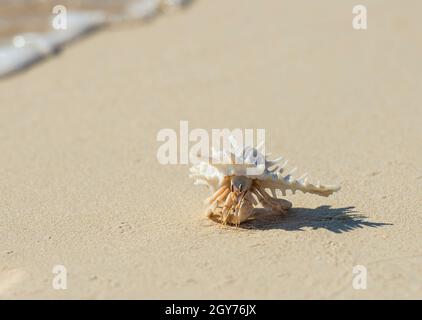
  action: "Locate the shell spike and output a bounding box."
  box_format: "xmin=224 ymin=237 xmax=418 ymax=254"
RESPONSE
xmin=256 ymin=140 xmax=265 ymax=152
xmin=286 ymin=167 xmax=297 ymax=176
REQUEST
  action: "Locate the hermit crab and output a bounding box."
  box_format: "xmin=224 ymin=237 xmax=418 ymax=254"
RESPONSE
xmin=189 ymin=137 xmax=340 ymax=226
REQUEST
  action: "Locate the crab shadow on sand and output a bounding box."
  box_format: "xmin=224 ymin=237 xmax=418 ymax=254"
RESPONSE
xmin=241 ymin=205 xmax=391 ymax=233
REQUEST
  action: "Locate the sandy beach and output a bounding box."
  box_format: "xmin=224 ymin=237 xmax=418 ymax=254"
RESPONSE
xmin=0 ymin=0 xmax=421 ymax=299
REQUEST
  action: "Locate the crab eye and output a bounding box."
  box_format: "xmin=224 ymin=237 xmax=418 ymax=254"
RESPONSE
xmin=231 ymin=184 xmax=234 ymax=192
xmin=239 ymin=184 xmax=243 ymax=192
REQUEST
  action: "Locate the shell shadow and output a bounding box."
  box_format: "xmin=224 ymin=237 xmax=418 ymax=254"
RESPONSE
xmin=241 ymin=205 xmax=392 ymax=233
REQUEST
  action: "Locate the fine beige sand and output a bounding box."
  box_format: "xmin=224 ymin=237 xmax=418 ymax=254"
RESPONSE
xmin=0 ymin=0 xmax=421 ymax=299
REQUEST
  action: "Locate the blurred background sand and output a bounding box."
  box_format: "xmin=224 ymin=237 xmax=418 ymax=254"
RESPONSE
xmin=0 ymin=0 xmax=421 ymax=299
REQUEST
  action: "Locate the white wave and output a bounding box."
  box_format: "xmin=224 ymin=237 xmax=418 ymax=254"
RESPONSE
xmin=0 ymin=0 xmax=192 ymax=77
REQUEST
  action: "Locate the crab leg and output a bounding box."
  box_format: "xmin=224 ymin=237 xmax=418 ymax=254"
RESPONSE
xmin=222 ymin=192 xmax=236 ymax=224
xmin=205 ymin=201 xmax=217 ymax=217
xmin=216 ymin=188 xmax=231 ymax=203
xmin=233 ymin=191 xmax=248 ymax=226
xmin=205 ymin=185 xmax=228 ymax=204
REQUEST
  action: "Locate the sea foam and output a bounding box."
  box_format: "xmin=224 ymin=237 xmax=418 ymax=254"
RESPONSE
xmin=0 ymin=0 xmax=189 ymax=77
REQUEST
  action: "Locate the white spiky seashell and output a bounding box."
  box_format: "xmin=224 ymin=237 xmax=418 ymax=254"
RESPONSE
xmin=189 ymin=136 xmax=340 ymax=226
